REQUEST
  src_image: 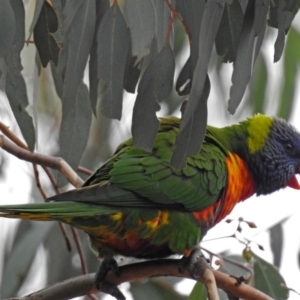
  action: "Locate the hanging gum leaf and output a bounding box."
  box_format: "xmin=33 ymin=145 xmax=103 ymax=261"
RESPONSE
xmin=97 ymin=3 xmax=130 ymax=120
xmin=33 ymin=1 xmax=59 ymax=67
xmin=246 ymin=54 xmax=268 ymax=114
xmin=171 ymin=76 xmax=210 ymax=170
xmin=0 ymin=0 xmax=16 ymax=58
xmin=215 ymin=0 xmax=244 ymax=63
xmin=3 ymin=0 xmax=35 ymax=150
xmin=27 ymin=0 xmax=44 ymax=41
xmin=132 ymin=45 xmax=175 ymax=152
xmin=153 ymin=0 xmax=171 ymax=52
xmin=176 ymin=0 xmax=205 ymax=95
xmin=189 ymin=282 xmax=207 ymax=300
xmin=180 ymin=0 xmax=224 ymax=132
xmin=62 ymin=0 xmax=96 ymax=114
xmin=278 ymin=27 xmax=300 ymax=119
xmin=269 ymin=221 xmax=284 ymax=268
xmin=89 ymin=0 xmax=109 ymax=116
xmin=1 ymin=223 xmax=54 ymax=298
xmin=228 ymin=1 xmax=255 ymax=114
xmin=254 ymin=0 xmax=270 ymax=37
xmin=124 ymin=50 xmax=141 ymax=94
xmin=253 ymin=252 xmax=289 ymax=300
xmin=125 ymin=0 xmax=155 ymax=63
xmin=58 ymin=83 xmax=92 ymax=186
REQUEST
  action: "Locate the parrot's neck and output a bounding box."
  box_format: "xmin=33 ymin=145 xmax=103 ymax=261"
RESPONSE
xmin=208 ymin=116 xmax=274 ymax=195
xmin=208 ymin=123 xmax=250 ymax=158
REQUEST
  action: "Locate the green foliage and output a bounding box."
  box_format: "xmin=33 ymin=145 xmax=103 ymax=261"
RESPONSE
xmin=253 ymin=253 xmax=289 ymax=299
xmin=278 ymin=27 xmax=300 ymax=119
xmin=190 ymin=282 xmax=207 ymax=300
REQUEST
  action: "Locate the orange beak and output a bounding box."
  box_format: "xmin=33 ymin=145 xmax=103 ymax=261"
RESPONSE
xmin=286 ymin=175 xmax=300 ymax=190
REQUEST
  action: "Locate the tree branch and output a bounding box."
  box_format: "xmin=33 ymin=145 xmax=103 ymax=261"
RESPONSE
xmin=12 ymin=259 xmax=273 ymax=300
xmin=0 ymin=134 xmax=84 ymax=188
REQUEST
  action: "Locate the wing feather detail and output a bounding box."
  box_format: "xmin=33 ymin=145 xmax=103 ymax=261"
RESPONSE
xmin=50 ymin=117 xmax=228 ymax=212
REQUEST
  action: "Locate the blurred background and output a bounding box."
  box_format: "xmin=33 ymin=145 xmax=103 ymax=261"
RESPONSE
xmin=1 ymin=1 xmax=300 ymax=299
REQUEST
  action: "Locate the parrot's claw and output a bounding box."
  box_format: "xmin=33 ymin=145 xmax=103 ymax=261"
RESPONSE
xmin=95 ymin=257 xmax=125 ymax=300
xmin=230 ymin=274 xmax=246 ymax=286
xmin=97 ymin=281 xmax=125 ymax=300
xmin=95 ymin=257 xmax=120 ymax=282
xmin=178 ymin=248 xmax=208 ymax=278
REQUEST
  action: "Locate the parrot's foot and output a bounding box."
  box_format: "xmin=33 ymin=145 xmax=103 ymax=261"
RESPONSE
xmin=178 ymin=248 xmax=209 ymax=278
xmin=95 ymin=257 xmax=125 ymax=300
xmin=230 ymin=274 xmax=246 ymax=286
xmin=97 ymin=281 xmax=125 ymax=300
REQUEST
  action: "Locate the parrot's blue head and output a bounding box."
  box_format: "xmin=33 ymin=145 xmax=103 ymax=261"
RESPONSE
xmin=248 ymin=117 xmax=300 ymax=195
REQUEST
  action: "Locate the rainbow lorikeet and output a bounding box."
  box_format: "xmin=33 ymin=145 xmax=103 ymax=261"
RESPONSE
xmin=1 ymin=114 xmax=300 ymax=298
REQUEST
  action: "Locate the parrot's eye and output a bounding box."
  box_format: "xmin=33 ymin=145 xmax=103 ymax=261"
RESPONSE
xmin=284 ymin=141 xmax=295 ymax=155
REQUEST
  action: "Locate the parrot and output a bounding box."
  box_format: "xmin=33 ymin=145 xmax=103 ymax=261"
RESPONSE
xmin=1 ymin=114 xmax=300 ymax=299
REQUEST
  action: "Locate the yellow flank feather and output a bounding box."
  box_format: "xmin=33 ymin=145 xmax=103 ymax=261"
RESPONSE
xmin=247 ymin=114 xmax=273 ymax=153
xmin=145 ymin=211 xmax=169 ymax=230
xmin=110 ymin=212 xmax=123 ymax=221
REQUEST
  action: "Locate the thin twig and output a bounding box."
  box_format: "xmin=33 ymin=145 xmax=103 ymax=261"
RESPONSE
xmin=201 ymin=246 xmax=254 ymax=280
xmin=0 ymin=122 xmax=28 ymax=148
xmin=165 ymin=0 xmax=192 ymax=43
xmin=194 ymin=257 xmax=219 ymax=300
xmin=58 ymin=223 xmax=72 ymax=252
xmin=14 ymin=259 xmax=274 ymax=300
xmin=71 ymin=227 xmax=88 ymax=274
xmin=78 ymin=166 xmax=93 ymax=176
xmin=42 ymin=166 xmax=61 ymax=195
xmin=70 ymin=227 xmax=97 ymax=299
xmin=32 ymin=164 xmax=47 ymax=199
xmin=0 ymin=134 xmax=84 ymax=188
xmin=0 ymin=122 xmax=49 ymax=198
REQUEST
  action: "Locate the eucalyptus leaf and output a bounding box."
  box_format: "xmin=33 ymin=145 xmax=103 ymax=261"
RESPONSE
xmin=33 ymin=1 xmax=59 ymax=67
xmin=176 ymin=0 xmax=205 ymax=95
xmin=176 ymin=57 xmax=192 ymax=96
xmin=254 ymin=0 xmax=270 ymax=36
xmin=62 ymin=0 xmax=96 ymax=112
xmin=97 ymin=3 xmax=130 ymax=120
xmin=2 ymin=222 xmax=54 ymax=298
xmin=269 ymin=222 xmax=284 ymax=268
xmin=45 ymin=225 xmax=80 ymax=284
xmin=180 ymin=0 xmax=223 ymax=131
xmin=247 ymin=54 xmax=267 ymax=114
xmin=27 ymin=0 xmax=44 ymax=41
xmin=132 ymin=45 xmax=175 ymax=152
xmin=215 ymin=0 xmax=244 ymax=63
xmin=89 ymin=0 xmax=109 ymax=116
xmin=271 ymin=0 xmax=298 ymax=62
xmin=253 ymin=253 xmax=289 ymax=300
xmin=154 ymin=0 xmax=171 ymax=51
xmin=278 ymin=27 xmax=300 ymax=119
xmin=130 ymin=278 xmax=188 ymax=300
xmin=1 ymin=0 xmax=34 ymax=149
xmin=124 ymin=51 xmax=141 ymax=94
xmin=171 ymin=76 xmax=210 ymax=169
xmin=189 ymin=282 xmax=207 ymax=300
xmin=5 ymin=71 xmax=35 ymax=150
xmin=3 ymin=0 xmax=24 ymax=76
xmin=63 ymin=0 xmax=85 ymax=32
xmin=228 ymin=1 xmax=255 ymax=114
xmin=59 ymin=83 xmax=92 ymax=185
xmin=0 ymin=0 xmax=16 ymax=58
xmin=125 ymin=0 xmax=155 ymax=63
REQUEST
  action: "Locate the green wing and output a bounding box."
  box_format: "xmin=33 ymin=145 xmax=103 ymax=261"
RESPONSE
xmin=50 ymin=117 xmax=228 ymax=212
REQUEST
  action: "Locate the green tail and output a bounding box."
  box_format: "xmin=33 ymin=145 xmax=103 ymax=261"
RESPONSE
xmin=0 ymin=201 xmax=117 ymax=221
